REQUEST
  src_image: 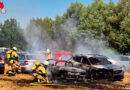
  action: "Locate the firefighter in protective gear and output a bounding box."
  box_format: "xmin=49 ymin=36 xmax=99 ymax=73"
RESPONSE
xmin=32 ymin=61 xmax=50 ymax=83
xmin=4 ymin=49 xmax=13 ymax=75
xmin=6 ymin=47 xmax=21 ymax=76
xmin=46 ymin=49 xmax=53 ymax=60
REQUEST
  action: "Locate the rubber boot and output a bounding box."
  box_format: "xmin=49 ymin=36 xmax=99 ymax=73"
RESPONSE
xmin=7 ymin=70 xmax=15 ymax=76
xmin=17 ymin=70 xmax=22 ymax=74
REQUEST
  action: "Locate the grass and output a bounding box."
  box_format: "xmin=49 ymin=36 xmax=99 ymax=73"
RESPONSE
xmin=0 ymin=73 xmax=129 ymax=90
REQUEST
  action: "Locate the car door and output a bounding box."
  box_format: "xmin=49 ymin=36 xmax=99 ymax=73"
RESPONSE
xmin=71 ymin=56 xmax=82 ymax=67
xmin=81 ymin=57 xmax=90 ymax=70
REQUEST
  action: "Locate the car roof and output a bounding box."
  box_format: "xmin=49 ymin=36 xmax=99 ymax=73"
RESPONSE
xmin=74 ymin=54 xmax=107 ymax=58
xmin=18 ymin=52 xmax=41 ymax=56
xmin=52 ymin=52 xmax=73 ymax=55
xmin=0 ymin=47 xmax=9 ymax=49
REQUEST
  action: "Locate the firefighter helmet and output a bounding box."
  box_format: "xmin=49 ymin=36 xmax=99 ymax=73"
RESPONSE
xmin=13 ymin=47 xmax=17 ymax=51
xmin=36 ymin=61 xmax=40 ymax=66
xmin=46 ymin=49 xmax=51 ymax=53
xmin=43 ymin=61 xmax=49 ymax=66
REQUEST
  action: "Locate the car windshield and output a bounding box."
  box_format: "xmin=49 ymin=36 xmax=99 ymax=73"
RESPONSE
xmin=60 ymin=55 xmax=72 ymax=60
xmin=89 ymin=56 xmax=112 ymax=65
xmin=18 ymin=54 xmax=26 ymax=60
xmin=119 ymin=56 xmax=130 ymax=61
xmin=0 ymin=49 xmax=9 ymax=53
xmin=0 ymin=49 xmax=4 ymax=53
xmin=27 ymin=55 xmax=37 ymax=60
xmin=27 ymin=54 xmax=44 ymax=60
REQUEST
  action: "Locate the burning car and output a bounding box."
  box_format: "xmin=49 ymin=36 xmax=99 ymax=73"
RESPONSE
xmin=48 ymin=54 xmax=124 ymax=82
xmin=49 ymin=52 xmax=73 ymax=66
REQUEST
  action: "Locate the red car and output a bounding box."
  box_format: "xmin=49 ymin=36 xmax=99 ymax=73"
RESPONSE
xmin=51 ymin=52 xmax=73 ymax=66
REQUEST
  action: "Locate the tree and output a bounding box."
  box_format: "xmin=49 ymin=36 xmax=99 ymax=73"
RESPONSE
xmin=25 ymin=0 xmax=130 ymax=54
xmin=0 ymin=18 xmax=26 ymax=50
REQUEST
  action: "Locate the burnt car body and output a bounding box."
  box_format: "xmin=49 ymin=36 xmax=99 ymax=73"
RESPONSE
xmin=48 ymin=54 xmax=124 ymax=82
xmin=69 ymin=54 xmax=124 ymax=80
xmin=48 ymin=62 xmax=86 ymax=83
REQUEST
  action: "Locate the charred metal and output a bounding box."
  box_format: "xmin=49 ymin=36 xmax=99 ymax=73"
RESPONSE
xmin=48 ymin=54 xmax=124 ymax=83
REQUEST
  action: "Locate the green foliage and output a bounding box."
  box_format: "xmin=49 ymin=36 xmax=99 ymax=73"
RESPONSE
xmin=26 ymin=0 xmax=130 ymax=54
xmin=1 ymin=0 xmax=129 ymax=54
xmin=0 ymin=18 xmax=26 ymax=50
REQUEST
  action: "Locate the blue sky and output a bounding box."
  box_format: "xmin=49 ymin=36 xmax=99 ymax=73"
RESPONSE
xmin=0 ymin=0 xmax=118 ymax=28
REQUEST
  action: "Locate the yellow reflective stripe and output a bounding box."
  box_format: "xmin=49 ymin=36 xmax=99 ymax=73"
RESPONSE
xmin=33 ymin=65 xmax=36 ymax=69
xmin=10 ymin=60 xmax=14 ymax=63
xmin=38 ymin=66 xmax=46 ymax=74
xmin=11 ymin=51 xmax=18 ymax=58
xmin=38 ymin=79 xmax=41 ymax=83
xmin=7 ymin=50 xmax=13 ymax=58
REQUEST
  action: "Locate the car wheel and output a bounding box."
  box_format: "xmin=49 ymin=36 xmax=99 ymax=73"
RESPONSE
xmin=90 ymin=71 xmax=98 ymax=80
xmin=83 ymin=76 xmax=87 ymax=83
xmin=107 ymin=71 xmax=113 ymax=80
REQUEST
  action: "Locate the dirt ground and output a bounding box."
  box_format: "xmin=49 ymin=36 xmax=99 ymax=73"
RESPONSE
xmin=0 ymin=73 xmax=129 ymax=90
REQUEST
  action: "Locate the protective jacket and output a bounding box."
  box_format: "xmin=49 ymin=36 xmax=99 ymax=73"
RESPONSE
xmin=33 ymin=63 xmax=49 ymax=83
xmin=47 ymin=53 xmax=53 ymax=60
xmin=6 ymin=50 xmax=21 ymax=76
xmin=7 ymin=50 xmax=13 ymax=59
xmin=33 ymin=64 xmax=47 ymax=76
xmin=7 ymin=50 xmax=18 ymax=60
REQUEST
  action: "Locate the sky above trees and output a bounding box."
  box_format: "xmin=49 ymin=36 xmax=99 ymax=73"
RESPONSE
xmin=0 ymin=0 xmax=118 ymax=28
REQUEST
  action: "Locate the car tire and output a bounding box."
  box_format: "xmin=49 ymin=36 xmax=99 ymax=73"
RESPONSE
xmin=0 ymin=70 xmax=4 ymax=74
xmin=83 ymin=76 xmax=87 ymax=83
xmin=107 ymin=71 xmax=113 ymax=80
xmin=90 ymin=71 xmax=98 ymax=80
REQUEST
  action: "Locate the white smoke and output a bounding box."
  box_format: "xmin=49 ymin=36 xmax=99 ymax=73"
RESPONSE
xmin=62 ymin=19 xmax=121 ymax=60
xmin=23 ymin=18 xmax=121 ymax=62
xmin=74 ymin=38 xmax=120 ymax=60
xmin=23 ymin=22 xmax=47 ymax=62
xmin=24 ymin=22 xmax=44 ymax=52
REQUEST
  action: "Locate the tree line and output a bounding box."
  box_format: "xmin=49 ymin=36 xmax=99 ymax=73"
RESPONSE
xmin=0 ymin=0 xmax=129 ymax=54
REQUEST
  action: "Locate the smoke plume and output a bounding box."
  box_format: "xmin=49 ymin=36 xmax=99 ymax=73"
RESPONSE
xmin=23 ymin=18 xmax=121 ymax=61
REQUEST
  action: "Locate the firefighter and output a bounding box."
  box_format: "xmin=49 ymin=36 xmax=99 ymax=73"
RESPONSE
xmin=46 ymin=49 xmax=53 ymax=60
xmin=32 ymin=61 xmax=50 ymax=83
xmin=6 ymin=47 xmax=21 ymax=76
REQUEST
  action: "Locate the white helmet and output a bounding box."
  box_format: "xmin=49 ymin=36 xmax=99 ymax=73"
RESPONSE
xmin=46 ymin=49 xmax=51 ymax=53
xmin=13 ymin=47 xmax=17 ymax=51
xmin=43 ymin=61 xmax=49 ymax=66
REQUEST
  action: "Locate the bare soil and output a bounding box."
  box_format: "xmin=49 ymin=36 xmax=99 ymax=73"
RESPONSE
xmin=0 ymin=73 xmax=129 ymax=90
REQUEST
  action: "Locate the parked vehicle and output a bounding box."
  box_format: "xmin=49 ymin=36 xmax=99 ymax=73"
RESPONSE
xmin=108 ymin=55 xmax=130 ymax=72
xmin=48 ymin=61 xmax=86 ymax=83
xmin=0 ymin=47 xmax=9 ymax=53
xmin=0 ymin=52 xmax=6 ymax=73
xmin=48 ymin=54 xmax=124 ymax=82
xmin=49 ymin=52 xmax=73 ymax=66
xmin=18 ymin=53 xmax=38 ymax=73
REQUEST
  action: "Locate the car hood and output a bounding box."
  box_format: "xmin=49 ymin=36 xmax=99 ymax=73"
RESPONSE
xmin=92 ymin=64 xmax=122 ymax=70
xmin=58 ymin=66 xmax=86 ymax=73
